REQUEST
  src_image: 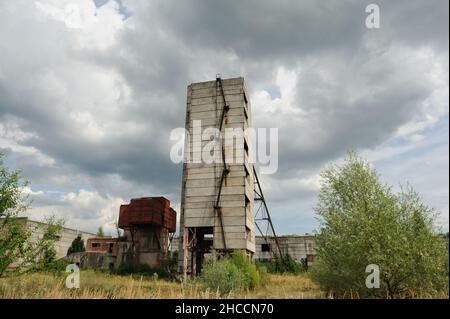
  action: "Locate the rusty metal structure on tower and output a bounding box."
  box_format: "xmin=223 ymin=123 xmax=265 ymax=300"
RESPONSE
xmin=118 ymin=197 xmax=176 ymax=269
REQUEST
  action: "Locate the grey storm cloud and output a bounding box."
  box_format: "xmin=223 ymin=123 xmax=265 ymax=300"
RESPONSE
xmin=0 ymin=0 xmax=448 ymax=233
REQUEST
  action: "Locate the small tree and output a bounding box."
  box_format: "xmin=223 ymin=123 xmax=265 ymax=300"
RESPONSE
xmin=67 ymin=235 xmax=85 ymax=255
xmin=96 ymin=226 xmax=104 ymax=238
xmin=200 ymin=250 xmax=263 ymax=294
xmin=0 ymin=153 xmax=64 ymax=276
xmin=257 ymin=254 xmax=306 ymax=274
xmin=29 ymin=216 xmax=64 ymax=266
xmin=312 ymin=151 xmax=449 ymax=298
xmin=29 ymin=218 xmax=67 ymax=274
xmin=114 ymin=221 xmax=122 ymax=238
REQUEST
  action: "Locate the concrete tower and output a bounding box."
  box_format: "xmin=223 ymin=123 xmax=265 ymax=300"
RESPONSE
xmin=178 ymin=77 xmax=255 ymax=276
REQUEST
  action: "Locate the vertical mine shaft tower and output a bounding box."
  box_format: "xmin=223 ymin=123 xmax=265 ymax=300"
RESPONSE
xmin=178 ymin=76 xmax=256 ymax=276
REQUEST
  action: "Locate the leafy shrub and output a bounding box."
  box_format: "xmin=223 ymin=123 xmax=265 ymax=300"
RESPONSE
xmin=114 ymin=263 xmax=171 ymax=278
xmin=230 ymin=250 xmax=261 ymax=288
xmin=255 ymin=264 xmax=269 ymax=286
xmin=0 ymin=153 xmax=64 ymax=277
xmin=200 ymin=250 xmax=263 ymax=294
xmin=43 ymin=259 xmax=68 ymax=275
xmin=29 ymin=247 xmax=68 ymax=275
xmin=135 ymin=264 xmax=169 ymax=277
xmin=256 ymin=254 xmax=306 ymax=274
xmin=311 ymin=151 xmax=449 ymax=298
xmin=200 ymin=258 xmax=245 ymax=294
xmin=113 ymin=263 xmax=130 ymax=275
xmin=114 ymin=252 xmax=178 ymax=279
xmin=166 ymin=251 xmax=178 ymax=275
xmin=67 ymin=235 xmax=85 ymax=255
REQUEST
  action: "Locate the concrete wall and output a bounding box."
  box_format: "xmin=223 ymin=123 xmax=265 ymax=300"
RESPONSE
xmin=178 ymin=77 xmax=255 ymax=274
xmin=172 ymin=235 xmax=316 ymax=263
xmin=117 ymin=225 xmax=171 ymax=269
xmin=254 ymin=235 xmax=316 ymax=263
xmin=65 ymin=252 xmax=117 ymax=271
xmin=26 ymin=219 xmax=95 ymax=259
xmin=2 ymin=218 xmax=95 ymax=269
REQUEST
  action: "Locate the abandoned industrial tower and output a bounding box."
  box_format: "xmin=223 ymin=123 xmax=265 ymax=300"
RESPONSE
xmin=4 ymin=77 xmax=302 ymax=276
xmin=178 ymin=77 xmax=256 ymax=276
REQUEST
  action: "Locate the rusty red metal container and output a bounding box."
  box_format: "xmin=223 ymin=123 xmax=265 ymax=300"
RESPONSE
xmin=118 ymin=197 xmax=176 ymax=232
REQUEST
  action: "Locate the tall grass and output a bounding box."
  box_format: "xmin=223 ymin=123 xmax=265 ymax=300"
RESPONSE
xmin=0 ymin=270 xmax=323 ymax=299
xmin=0 ymin=270 xmax=446 ymax=299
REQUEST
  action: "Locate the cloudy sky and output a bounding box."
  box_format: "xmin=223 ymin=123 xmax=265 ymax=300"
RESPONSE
xmin=0 ymin=0 xmax=448 ymax=235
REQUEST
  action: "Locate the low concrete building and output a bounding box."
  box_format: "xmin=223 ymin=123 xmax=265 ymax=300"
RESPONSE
xmin=1 ymin=217 xmax=94 ymax=269
xmin=9 ymin=217 xmax=94 ymax=259
xmin=66 ymin=237 xmax=120 ymax=270
xmin=254 ymin=235 xmax=316 ymax=266
xmin=171 ymin=234 xmax=317 ymax=266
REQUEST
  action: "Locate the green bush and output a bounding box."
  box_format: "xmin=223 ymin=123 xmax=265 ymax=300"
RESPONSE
xmin=67 ymin=235 xmax=85 ymax=255
xmin=29 ymin=247 xmax=68 ymax=275
xmin=255 ymin=264 xmax=269 ymax=286
xmin=114 ymin=263 xmax=132 ymax=275
xmin=114 ymin=252 xmax=178 ymax=279
xmin=166 ymin=251 xmax=178 ymax=275
xmin=201 ymin=258 xmax=245 ymax=294
xmin=256 ymin=254 xmax=306 ymax=274
xmin=135 ymin=264 xmax=169 ymax=277
xmin=311 ymin=151 xmax=449 ymax=298
xmin=200 ymin=250 xmax=263 ymax=294
xmin=114 ymin=263 xmax=171 ymax=278
xmin=0 ymin=153 xmax=65 ymax=277
xmin=230 ymin=250 xmax=261 ymax=288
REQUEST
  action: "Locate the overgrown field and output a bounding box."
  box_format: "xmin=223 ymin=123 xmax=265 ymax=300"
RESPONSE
xmin=0 ymin=270 xmax=324 ymax=299
xmin=1 ymin=270 xmax=448 ymax=299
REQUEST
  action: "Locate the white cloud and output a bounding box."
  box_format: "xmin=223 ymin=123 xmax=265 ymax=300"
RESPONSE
xmin=20 ymin=186 xmax=44 ymax=196
xmin=27 ymin=188 xmax=124 ymax=234
xmin=35 ymin=0 xmax=124 ymax=50
xmin=1 ymin=0 xmax=448 ymax=234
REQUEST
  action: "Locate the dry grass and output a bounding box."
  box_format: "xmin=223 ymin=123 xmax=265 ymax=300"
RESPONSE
xmin=1 ymin=271 xmax=446 ymax=299
xmin=0 ymin=271 xmax=324 ymax=299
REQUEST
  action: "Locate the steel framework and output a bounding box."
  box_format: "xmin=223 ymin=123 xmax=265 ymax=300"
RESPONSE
xmin=253 ymin=166 xmax=284 ymax=260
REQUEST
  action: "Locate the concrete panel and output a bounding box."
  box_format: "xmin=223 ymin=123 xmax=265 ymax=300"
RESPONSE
xmin=187 ymin=117 xmax=246 ymax=127
xmin=190 ymin=94 xmax=243 ymax=107
xmin=214 ymin=238 xmax=247 ymax=250
xmin=188 ymin=78 xmax=244 ymax=90
xmin=185 ymin=185 xmax=245 ymax=197
xmin=184 ymin=217 xmax=214 ymax=228
xmin=185 ymin=177 xmax=245 ymax=188
xmin=184 ymin=194 xmax=245 ymax=204
xmin=190 ymin=107 xmax=245 ymax=118
xmin=190 ymin=86 xmax=243 ymax=98
xmin=184 ymin=208 xmax=216 ymax=219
